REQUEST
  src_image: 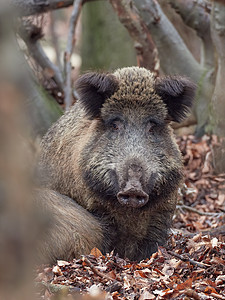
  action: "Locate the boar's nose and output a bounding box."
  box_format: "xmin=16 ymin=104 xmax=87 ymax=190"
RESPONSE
xmin=128 ymin=164 xmax=143 ymax=180
xmin=117 ymin=188 xmax=149 ymax=208
xmin=117 ymin=164 xmax=149 ymax=208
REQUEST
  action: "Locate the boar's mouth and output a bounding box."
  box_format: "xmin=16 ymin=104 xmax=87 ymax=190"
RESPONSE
xmin=117 ymin=188 xmax=149 ymax=208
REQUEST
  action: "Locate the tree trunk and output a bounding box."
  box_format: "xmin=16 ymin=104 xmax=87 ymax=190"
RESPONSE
xmin=210 ymin=1 xmax=225 ymax=137
xmin=209 ymin=1 xmax=225 ymax=173
xmin=9 ymin=0 xmax=74 ymax=16
xmin=133 ymin=0 xmax=202 ymax=78
xmin=168 ymin=0 xmax=215 ymax=69
xmin=109 ymin=0 xmax=159 ymax=74
xmin=81 ymin=0 xmax=136 ymax=71
xmin=0 ymin=21 xmax=62 ymax=137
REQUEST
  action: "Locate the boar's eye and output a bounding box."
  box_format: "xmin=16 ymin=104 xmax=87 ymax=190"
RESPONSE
xmin=146 ymin=120 xmax=158 ymax=132
xmin=111 ymin=122 xmax=119 ymax=130
xmin=108 ymin=119 xmax=123 ymax=131
xmin=111 ymin=120 xmax=120 ymax=131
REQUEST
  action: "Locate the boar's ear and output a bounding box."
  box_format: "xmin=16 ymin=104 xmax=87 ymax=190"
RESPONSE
xmin=75 ymin=72 xmax=119 ymax=118
xmin=155 ymin=76 xmax=196 ymax=122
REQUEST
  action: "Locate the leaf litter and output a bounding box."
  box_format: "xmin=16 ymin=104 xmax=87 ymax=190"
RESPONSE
xmin=36 ymin=135 xmax=225 ymax=299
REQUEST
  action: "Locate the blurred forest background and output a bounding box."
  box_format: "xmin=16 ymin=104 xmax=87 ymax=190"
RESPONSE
xmin=0 ymin=0 xmax=225 ymax=299
xmin=1 ymin=0 xmax=225 ymax=140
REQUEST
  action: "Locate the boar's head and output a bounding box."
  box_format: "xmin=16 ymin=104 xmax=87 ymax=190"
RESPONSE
xmin=75 ymin=67 xmax=196 ymax=209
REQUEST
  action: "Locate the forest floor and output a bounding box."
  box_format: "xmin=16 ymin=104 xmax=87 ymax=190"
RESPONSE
xmin=36 ymin=135 xmax=225 ymax=300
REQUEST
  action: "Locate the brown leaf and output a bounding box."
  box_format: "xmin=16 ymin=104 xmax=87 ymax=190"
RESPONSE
xmin=107 ymin=270 xmax=117 ymax=280
xmin=90 ymin=247 xmax=103 ymax=258
xmin=134 ymin=270 xmax=149 ymax=278
xmin=175 ymin=278 xmax=192 ymax=291
xmin=153 ymin=268 xmax=164 ymax=276
xmin=204 ymin=286 xmax=218 ymax=294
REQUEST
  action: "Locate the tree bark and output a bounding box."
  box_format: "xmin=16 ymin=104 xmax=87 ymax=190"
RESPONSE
xmin=110 ymin=0 xmax=159 ymax=74
xmin=64 ymin=0 xmax=83 ymax=110
xmin=209 ymin=1 xmax=225 ymax=173
xmin=158 ymin=0 xmax=201 ymax=63
xmin=81 ymin=1 xmax=136 ymax=71
xmin=1 ymin=24 xmax=62 ymax=137
xmin=9 ymin=0 xmax=97 ymax=16
xmin=168 ymin=0 xmax=215 ymax=70
xmin=133 ymin=0 xmax=202 ymax=79
xmin=19 ymin=22 xmax=64 ymax=93
xmin=10 ymin=0 xmax=74 ymax=16
xmin=210 ymin=1 xmax=225 ymax=137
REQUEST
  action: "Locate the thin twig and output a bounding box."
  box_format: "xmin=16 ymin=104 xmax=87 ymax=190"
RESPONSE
xmin=167 ymin=250 xmax=211 ymax=269
xmin=177 ymin=204 xmax=222 ymax=217
xmin=64 ymin=0 xmax=82 ymax=110
xmin=184 ymin=225 xmax=225 ymax=238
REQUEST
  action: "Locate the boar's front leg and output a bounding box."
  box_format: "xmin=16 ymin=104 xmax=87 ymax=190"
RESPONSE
xmin=130 ymin=207 xmax=175 ymax=262
xmin=36 ymin=189 xmax=103 ymax=265
xmin=136 ymin=208 xmax=175 ymax=261
xmin=134 ymin=240 xmax=159 ymax=261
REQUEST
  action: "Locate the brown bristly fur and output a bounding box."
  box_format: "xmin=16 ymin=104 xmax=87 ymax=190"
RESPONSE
xmin=36 ymin=189 xmax=103 ymax=264
xmin=38 ymin=67 xmax=196 ymax=263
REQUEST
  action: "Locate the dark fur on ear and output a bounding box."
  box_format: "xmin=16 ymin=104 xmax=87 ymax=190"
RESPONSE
xmin=155 ymin=76 xmax=196 ymax=122
xmin=75 ymin=72 xmax=119 ymax=118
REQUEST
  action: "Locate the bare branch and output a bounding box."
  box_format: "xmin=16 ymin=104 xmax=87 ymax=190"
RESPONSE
xmin=184 ymin=225 xmax=225 ymax=238
xmin=29 ymin=41 xmax=64 ymax=92
xmin=133 ymin=0 xmax=203 ymax=80
xmin=10 ymin=0 xmax=74 ymax=16
xmin=110 ymin=0 xmax=159 ymax=74
xmin=19 ymin=23 xmax=64 ymax=93
xmin=177 ymin=204 xmax=223 ymax=217
xmin=9 ymin=0 xmax=97 ymax=17
xmin=169 ymin=0 xmax=211 ymax=39
xmin=168 ymin=0 xmax=214 ymax=69
xmin=64 ymin=0 xmax=82 ymax=110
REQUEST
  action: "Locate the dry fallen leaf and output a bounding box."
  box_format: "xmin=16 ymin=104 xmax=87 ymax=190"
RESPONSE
xmin=90 ymin=247 xmax=103 ymax=258
xmin=36 ymin=135 xmax=225 ymax=300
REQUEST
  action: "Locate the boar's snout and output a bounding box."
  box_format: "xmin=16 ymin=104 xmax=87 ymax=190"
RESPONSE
xmin=117 ymin=164 xmax=149 ymax=208
xmin=117 ymin=189 xmax=149 ymax=208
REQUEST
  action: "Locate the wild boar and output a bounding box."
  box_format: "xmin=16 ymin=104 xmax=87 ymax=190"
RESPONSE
xmin=38 ymin=67 xmax=196 ymax=264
